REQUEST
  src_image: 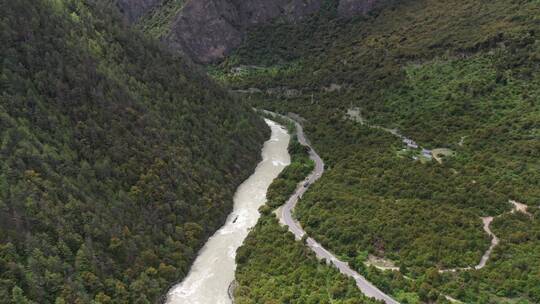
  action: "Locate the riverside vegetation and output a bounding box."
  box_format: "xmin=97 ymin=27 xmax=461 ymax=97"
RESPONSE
xmin=235 ymin=119 xmax=381 ymax=304
xmin=0 ymin=0 xmax=267 ymax=303
xmin=215 ymin=0 xmax=540 ymax=303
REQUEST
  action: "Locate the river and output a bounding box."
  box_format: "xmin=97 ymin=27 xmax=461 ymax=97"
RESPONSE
xmin=165 ymin=119 xmax=291 ymax=304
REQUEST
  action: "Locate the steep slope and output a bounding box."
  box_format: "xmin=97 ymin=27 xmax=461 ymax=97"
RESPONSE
xmin=161 ymin=0 xmax=324 ymax=62
xmin=117 ymin=0 xmax=389 ymax=62
xmin=116 ymin=0 xmax=162 ymax=21
xmin=0 ymin=0 xmax=267 ymax=303
xmin=213 ymin=0 xmax=540 ymax=303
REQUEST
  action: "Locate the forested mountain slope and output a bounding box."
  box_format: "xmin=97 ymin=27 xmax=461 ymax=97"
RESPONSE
xmin=0 ymin=0 xmax=267 ymax=303
xmin=118 ymin=0 xmax=390 ymax=62
xmin=211 ymin=0 xmax=540 ymax=303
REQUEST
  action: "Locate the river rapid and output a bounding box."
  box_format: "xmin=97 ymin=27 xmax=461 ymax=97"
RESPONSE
xmin=166 ymin=119 xmax=290 ymax=304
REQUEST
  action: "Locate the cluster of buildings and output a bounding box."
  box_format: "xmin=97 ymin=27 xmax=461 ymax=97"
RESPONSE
xmin=403 ymin=138 xmax=418 ymax=149
xmin=422 ymin=148 xmax=433 ymax=159
xmin=402 ymin=138 xmax=432 ymax=160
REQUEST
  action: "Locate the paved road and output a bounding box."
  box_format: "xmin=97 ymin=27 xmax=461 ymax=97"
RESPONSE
xmin=268 ymin=111 xmax=400 ymax=304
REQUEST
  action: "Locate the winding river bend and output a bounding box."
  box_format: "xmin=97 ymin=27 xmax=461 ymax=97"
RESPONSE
xmin=166 ymin=119 xmax=290 ymax=304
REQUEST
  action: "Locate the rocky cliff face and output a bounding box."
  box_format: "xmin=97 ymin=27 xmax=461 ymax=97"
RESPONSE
xmin=165 ymin=0 xmax=243 ymax=63
xmin=117 ymin=0 xmax=384 ymax=62
xmin=164 ymin=0 xmax=324 ymax=62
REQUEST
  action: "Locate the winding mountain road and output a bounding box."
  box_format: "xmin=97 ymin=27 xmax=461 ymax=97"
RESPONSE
xmin=346 ymin=110 xmax=538 ymax=276
xmin=440 ymin=200 xmax=530 ymax=273
xmin=268 ymin=111 xmax=399 ymax=304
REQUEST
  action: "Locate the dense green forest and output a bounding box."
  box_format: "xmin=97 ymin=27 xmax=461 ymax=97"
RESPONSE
xmin=219 ymin=0 xmax=540 ymax=302
xmin=0 ymin=0 xmax=267 ymax=303
xmin=440 ymin=208 xmax=540 ymax=303
xmin=235 ymin=124 xmax=379 ymax=304
xmin=235 ymin=215 xmax=381 ymax=304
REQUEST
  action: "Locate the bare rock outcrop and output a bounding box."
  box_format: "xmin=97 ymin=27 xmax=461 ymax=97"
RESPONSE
xmin=164 ymin=0 xmax=323 ymax=63
xmin=117 ymin=0 xmax=385 ymax=62
xmin=165 ymin=0 xmax=243 ymax=63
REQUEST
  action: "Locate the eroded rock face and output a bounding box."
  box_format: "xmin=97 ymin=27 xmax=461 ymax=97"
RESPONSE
xmin=164 ymin=0 xmax=323 ymax=63
xmin=117 ymin=0 xmax=384 ymax=62
xmin=165 ymin=0 xmax=243 ymax=63
xmin=116 ymin=0 xmax=162 ymax=22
